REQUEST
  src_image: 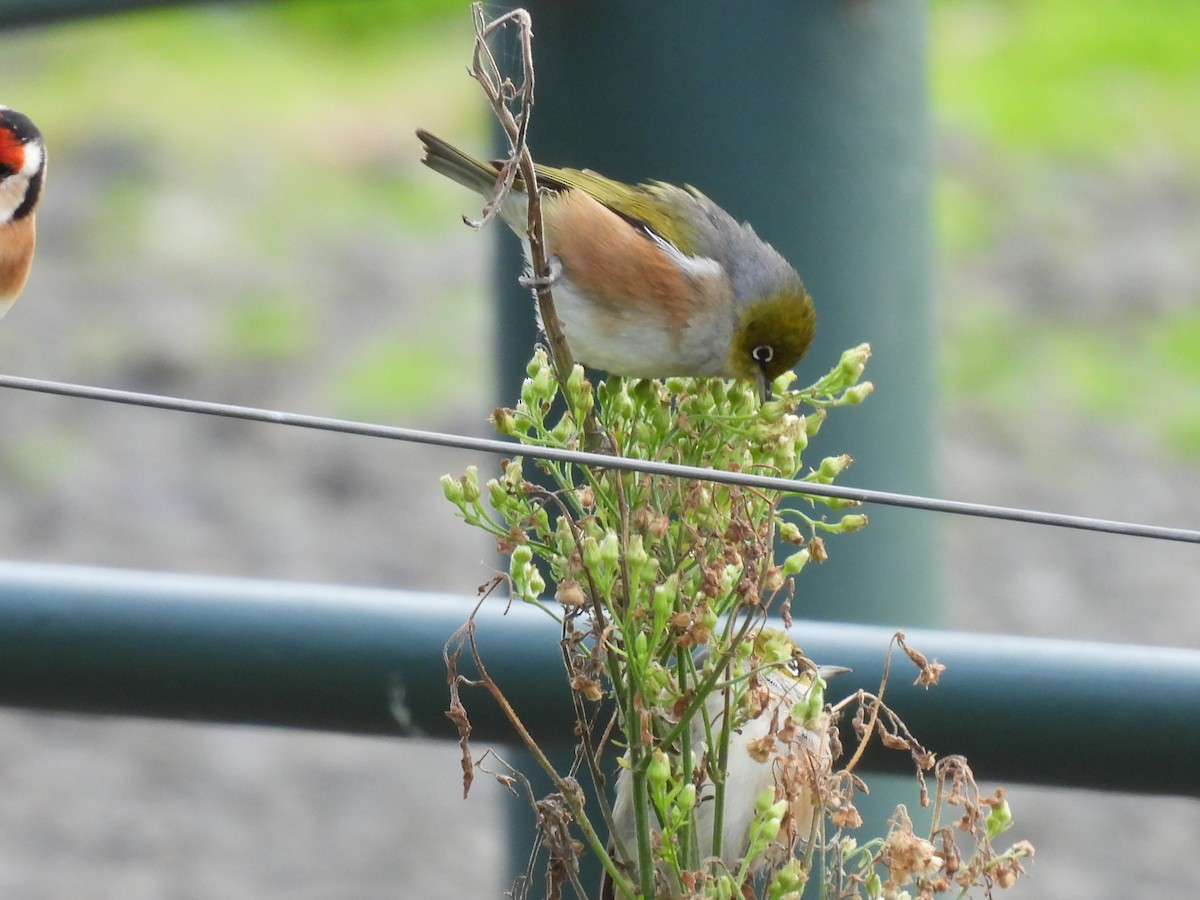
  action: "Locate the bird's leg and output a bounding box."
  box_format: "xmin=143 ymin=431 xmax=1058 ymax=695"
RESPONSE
xmin=519 ymin=254 xmax=563 ymax=290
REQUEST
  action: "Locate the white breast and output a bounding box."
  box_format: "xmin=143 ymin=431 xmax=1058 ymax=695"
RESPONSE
xmin=536 ymin=271 xmax=734 ymax=379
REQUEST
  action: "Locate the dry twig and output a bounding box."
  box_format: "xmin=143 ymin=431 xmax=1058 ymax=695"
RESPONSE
xmin=468 ymin=4 xmax=575 ymax=388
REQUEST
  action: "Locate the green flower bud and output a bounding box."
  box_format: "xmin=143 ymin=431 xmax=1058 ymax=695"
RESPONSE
xmin=629 ymin=378 xmax=658 ymax=404
xmin=632 ymin=630 xmax=649 ymax=660
xmin=646 ymin=749 xmax=671 ymax=789
xmin=487 ymin=478 xmax=506 ymax=509
xmin=985 ymin=796 xmax=1013 ymax=839
xmin=863 ymin=871 xmax=882 ymax=898
xmin=749 ymin=422 xmax=779 ymax=448
xmin=819 ymin=496 xmax=861 ymax=511
xmin=440 ymin=474 xmax=463 ymax=506
xmin=778 ymin=521 xmax=803 ymax=544
xmin=791 ymin=420 xmax=809 ymax=453
xmin=566 ymin=363 xmax=587 ymax=397
xmin=720 ymin=564 xmax=741 ymax=593
xmin=760 ymin=798 xmax=788 ymax=841
xmin=758 ymin=400 xmax=787 ymax=422
xmin=525 ymin=566 xmax=545 ymax=599
xmin=815 ymin=454 xmax=851 ymax=482
xmin=599 ymin=531 xmax=620 ymax=567
xmin=767 ymin=859 xmax=806 ymax=900
xmin=835 ymin=343 xmax=871 ymax=386
xmin=838 ymin=513 xmax=869 ymax=533
xmin=460 ymin=466 xmax=481 ymax=503
xmin=795 ymin=684 xmax=825 ymax=727
xmin=581 ymin=535 xmax=601 ymax=570
xmin=771 ymin=370 xmax=796 ymax=398
xmin=510 ymin=544 xmax=533 ymax=572
xmin=649 ymin=404 xmax=672 ymax=437
xmin=566 ymin=362 xmax=595 ymax=420
xmin=530 ymin=366 xmax=553 ymax=401
xmin=841 ymin=382 xmax=874 ymax=405
xmin=804 ymin=408 xmax=826 ymax=437
xmin=755 ymin=786 xmax=779 ymax=815
xmin=508 ymin=545 xmax=543 ymax=602
xmin=526 ymin=348 xmax=550 ymax=378
xmin=626 ymin=534 xmax=649 ymax=569
xmin=553 ymin=509 xmax=574 ymax=544
xmin=549 ymin=416 xmax=574 ymax=444
xmin=601 ymin=379 xmax=634 ymax=420
xmin=595 ymin=377 xmax=624 ymax=413
xmin=782 ymin=549 xmax=810 ymax=577
xmin=491 ymin=407 xmax=518 ymax=436
xmin=678 ymin=783 xmax=696 ymax=812
xmin=501 ymin=457 xmax=523 ymax=488
xmin=652 ymin=575 xmax=678 ymax=620
xmin=645 ymin=662 xmax=673 ymax=697
xmin=731 ymin=381 xmax=757 ymax=414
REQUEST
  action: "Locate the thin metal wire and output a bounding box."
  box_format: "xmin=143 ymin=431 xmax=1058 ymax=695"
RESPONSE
xmin=3 ymin=372 xmax=1199 ymax=544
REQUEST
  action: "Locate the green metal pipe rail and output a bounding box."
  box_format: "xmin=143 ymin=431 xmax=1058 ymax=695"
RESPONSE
xmin=1 ymin=560 xmax=1197 ymax=798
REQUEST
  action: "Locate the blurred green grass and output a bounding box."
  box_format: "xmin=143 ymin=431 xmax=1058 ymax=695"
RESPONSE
xmin=934 ymin=0 xmax=1200 ymax=458
xmin=4 ymin=1 xmax=474 ymax=156
xmin=331 ymin=283 xmax=488 ymax=419
xmin=948 ymin=305 xmax=1200 ymax=456
xmin=0 ymin=1 xmax=485 ymax=416
xmin=935 ymin=0 xmax=1200 ymax=163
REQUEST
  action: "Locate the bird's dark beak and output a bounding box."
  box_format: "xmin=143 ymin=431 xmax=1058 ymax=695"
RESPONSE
xmin=755 ymin=366 xmax=771 ymax=403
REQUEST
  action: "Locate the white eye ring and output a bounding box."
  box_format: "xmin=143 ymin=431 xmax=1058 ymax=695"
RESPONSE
xmin=752 ymin=345 xmax=774 ymax=364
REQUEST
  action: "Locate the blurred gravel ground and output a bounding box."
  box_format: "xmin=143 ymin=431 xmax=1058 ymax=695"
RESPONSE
xmin=0 ymin=134 xmax=1198 ymax=899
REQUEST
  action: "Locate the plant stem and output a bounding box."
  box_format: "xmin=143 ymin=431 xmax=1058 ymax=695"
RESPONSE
xmin=626 ymin=675 xmax=656 ymax=899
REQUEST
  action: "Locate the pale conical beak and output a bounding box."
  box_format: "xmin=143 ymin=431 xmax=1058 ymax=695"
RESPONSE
xmin=815 ymin=665 xmax=852 ymax=681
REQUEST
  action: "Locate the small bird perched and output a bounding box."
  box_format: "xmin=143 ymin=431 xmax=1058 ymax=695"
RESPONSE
xmin=602 ymin=633 xmax=843 ymax=898
xmin=417 ymin=130 xmax=815 ymax=400
xmin=0 ymin=106 xmax=45 ymax=322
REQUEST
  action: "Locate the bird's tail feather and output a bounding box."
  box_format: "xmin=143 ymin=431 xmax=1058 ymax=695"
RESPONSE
xmin=416 ymin=129 xmax=500 ymax=196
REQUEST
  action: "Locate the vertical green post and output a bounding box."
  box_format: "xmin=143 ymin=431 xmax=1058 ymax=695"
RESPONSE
xmin=495 ymin=2 xmax=935 ymax=893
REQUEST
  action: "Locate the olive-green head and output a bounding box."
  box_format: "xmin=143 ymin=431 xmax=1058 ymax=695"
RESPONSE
xmin=728 ymin=284 xmax=816 ymax=399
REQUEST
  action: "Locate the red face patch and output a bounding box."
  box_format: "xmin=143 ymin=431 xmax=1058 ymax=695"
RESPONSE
xmin=0 ymin=124 xmax=25 ymax=176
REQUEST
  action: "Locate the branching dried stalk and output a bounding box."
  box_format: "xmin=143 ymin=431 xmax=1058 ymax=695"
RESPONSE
xmin=467 ymin=3 xmax=575 ymax=390
xmin=445 ymin=589 xmax=626 ymax=895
